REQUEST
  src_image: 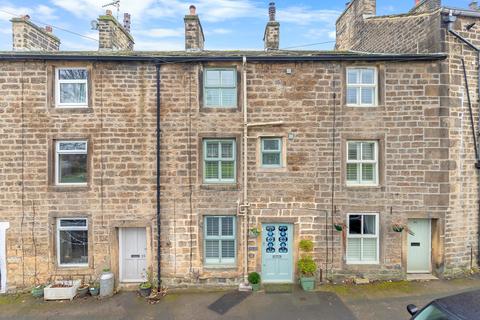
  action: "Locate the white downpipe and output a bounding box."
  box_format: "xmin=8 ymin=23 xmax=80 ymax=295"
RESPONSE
xmin=0 ymin=222 xmax=10 ymax=294
xmin=242 ymin=56 xmax=249 ymax=283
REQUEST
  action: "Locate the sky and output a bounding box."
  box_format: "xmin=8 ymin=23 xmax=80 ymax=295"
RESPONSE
xmin=0 ymin=0 xmax=471 ymax=51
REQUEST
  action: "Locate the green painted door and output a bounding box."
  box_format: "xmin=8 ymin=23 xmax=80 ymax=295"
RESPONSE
xmin=407 ymin=219 xmax=431 ymax=273
xmin=261 ymin=223 xmax=293 ymax=283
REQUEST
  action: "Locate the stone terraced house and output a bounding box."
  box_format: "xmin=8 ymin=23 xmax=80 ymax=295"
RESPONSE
xmin=1 ymin=0 xmax=480 ymax=293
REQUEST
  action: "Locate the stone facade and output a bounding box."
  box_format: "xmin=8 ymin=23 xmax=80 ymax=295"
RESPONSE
xmin=98 ymin=12 xmax=134 ymax=51
xmin=336 ymin=0 xmax=480 ymax=277
xmin=184 ymin=15 xmax=205 ymax=51
xmin=11 ymin=17 xmax=60 ymax=51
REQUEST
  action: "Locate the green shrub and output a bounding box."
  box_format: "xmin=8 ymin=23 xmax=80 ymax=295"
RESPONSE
xmin=248 ymin=272 xmax=261 ymax=284
xmin=297 ymin=256 xmax=317 ymax=276
xmin=299 ymin=239 xmax=314 ymax=253
xmin=139 ymin=281 xmax=152 ymax=289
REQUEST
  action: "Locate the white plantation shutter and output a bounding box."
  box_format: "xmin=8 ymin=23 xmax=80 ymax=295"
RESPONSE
xmin=204 ymin=216 xmax=236 ymax=265
xmin=347 ymin=214 xmax=378 ymax=264
xmin=346 ymin=141 xmax=378 ymax=185
xmin=204 ymin=68 xmax=237 ymax=108
xmin=362 ymin=238 xmax=377 ymax=262
xmin=347 ymin=238 xmax=361 ymax=262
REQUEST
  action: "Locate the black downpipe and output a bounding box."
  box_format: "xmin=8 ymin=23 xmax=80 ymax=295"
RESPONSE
xmin=155 ymin=62 xmax=162 ymax=291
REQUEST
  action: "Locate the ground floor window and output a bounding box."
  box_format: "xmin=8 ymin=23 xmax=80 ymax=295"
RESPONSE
xmin=346 ymin=213 xmax=379 ymax=264
xmin=204 ymin=216 xmax=236 ymax=265
xmin=57 ymin=218 xmax=88 ymax=267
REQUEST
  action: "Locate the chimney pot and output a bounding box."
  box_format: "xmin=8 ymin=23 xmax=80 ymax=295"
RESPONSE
xmin=268 ymin=2 xmax=276 ymax=21
xmin=106 ymin=9 xmax=112 ymax=16
xmin=123 ymin=13 xmax=131 ymax=33
xmin=189 ymin=5 xmax=196 ymax=15
xmin=45 ymin=25 xmax=52 ymax=33
xmin=415 ymin=0 xmax=420 ymax=4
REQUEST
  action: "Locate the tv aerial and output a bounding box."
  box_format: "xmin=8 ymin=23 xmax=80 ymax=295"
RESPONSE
xmin=102 ymin=0 xmax=121 ymax=20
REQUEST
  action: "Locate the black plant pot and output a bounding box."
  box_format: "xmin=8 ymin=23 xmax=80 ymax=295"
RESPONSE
xmin=139 ymin=287 xmax=152 ymax=297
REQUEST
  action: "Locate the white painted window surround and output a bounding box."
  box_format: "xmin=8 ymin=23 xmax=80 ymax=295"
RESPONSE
xmin=0 ymin=222 xmax=10 ymax=294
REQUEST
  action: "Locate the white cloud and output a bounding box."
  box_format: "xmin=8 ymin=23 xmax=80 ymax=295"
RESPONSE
xmin=206 ymin=28 xmax=231 ymax=35
xmin=136 ymin=27 xmax=184 ymax=38
xmin=0 ymin=3 xmax=58 ymax=22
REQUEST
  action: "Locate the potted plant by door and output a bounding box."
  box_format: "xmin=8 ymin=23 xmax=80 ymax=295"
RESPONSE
xmin=139 ymin=280 xmax=152 ymax=297
xmin=248 ymin=272 xmax=261 ymax=291
xmin=297 ymin=239 xmax=317 ymax=291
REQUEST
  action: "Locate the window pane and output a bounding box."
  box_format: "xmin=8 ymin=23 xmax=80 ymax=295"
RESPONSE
xmin=349 ymin=215 xmax=362 ymax=234
xmin=220 ymin=70 xmax=235 ymax=87
xmin=206 ymin=217 xmax=219 ymax=236
xmin=205 ymin=88 xmax=221 ymax=106
xmin=221 ymin=240 xmax=235 ymax=258
xmin=205 ymin=240 xmax=219 ymax=258
xmin=347 ymin=238 xmax=361 ymax=261
xmin=206 ymin=142 xmax=219 ymax=158
xmin=60 ymin=83 xmax=87 ymax=104
xmin=363 ymin=215 xmax=376 ymax=235
xmin=346 ymin=163 xmax=358 ymax=182
xmin=361 ymin=87 xmax=374 ymax=105
xmin=262 ymin=153 xmax=281 ymax=166
xmin=205 ymin=161 xmax=219 ymax=180
xmin=221 ymin=161 xmax=235 ymax=180
xmin=221 ymin=142 xmax=233 ymax=158
xmin=60 ymin=219 xmax=87 ymax=228
xmin=263 ymin=139 xmax=280 ymax=151
xmin=414 ymin=305 xmax=449 ymax=320
xmin=59 ymin=154 xmax=87 ymax=183
xmin=361 ymin=142 xmax=375 ymax=160
xmin=348 ymin=142 xmax=359 ymax=160
xmin=59 ymin=69 xmax=87 ymax=80
xmin=347 ymin=87 xmax=358 ymax=104
xmin=362 ymin=238 xmax=377 ymax=261
xmin=221 ymin=217 xmax=234 ymax=236
xmin=59 ymin=230 xmax=88 ymax=265
xmin=362 ymin=163 xmax=375 ymax=182
xmin=221 ymin=88 xmax=237 ymax=107
xmin=361 ymin=69 xmax=374 ymax=84
xmin=347 ymin=69 xmax=359 ymax=84
xmin=205 ymin=70 xmax=220 ymax=86
xmin=58 ymin=142 xmax=87 ymax=152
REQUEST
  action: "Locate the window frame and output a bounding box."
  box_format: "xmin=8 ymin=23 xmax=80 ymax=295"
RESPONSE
xmin=203 ymin=216 xmax=236 ymax=266
xmin=261 ymin=137 xmax=283 ymax=168
xmin=346 ymin=140 xmax=379 ymax=186
xmin=203 ymin=68 xmax=237 ymax=108
xmin=203 ymin=139 xmax=236 ymax=184
xmin=346 ymin=67 xmax=378 ymax=107
xmin=346 ymin=213 xmax=379 ymax=265
xmin=56 ymin=218 xmax=89 ymax=268
xmin=55 ymin=67 xmax=89 ymax=108
xmin=55 ymin=140 xmax=88 ymax=186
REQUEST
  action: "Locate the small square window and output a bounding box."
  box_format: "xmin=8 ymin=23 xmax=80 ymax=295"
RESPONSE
xmin=55 ymin=141 xmax=88 ymax=185
xmin=57 ymin=218 xmax=88 ymax=267
xmin=55 ymin=68 xmax=89 ymax=108
xmin=346 ymin=141 xmax=378 ymax=186
xmin=203 ymin=68 xmax=237 ymax=108
xmin=346 ymin=68 xmax=377 ymax=107
xmin=261 ymin=138 xmax=282 ymax=167
xmin=203 ymin=139 xmax=236 ymax=183
xmin=204 ymin=216 xmax=236 ymax=265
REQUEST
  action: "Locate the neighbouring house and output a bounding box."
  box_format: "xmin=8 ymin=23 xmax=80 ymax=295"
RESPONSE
xmin=0 ymin=0 xmax=479 ymax=293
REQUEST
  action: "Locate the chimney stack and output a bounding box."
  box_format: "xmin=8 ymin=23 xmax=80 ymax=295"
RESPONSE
xmin=263 ymin=2 xmax=280 ymax=50
xmin=184 ymin=5 xmax=205 ymax=51
xmin=123 ymin=13 xmax=131 ymax=33
xmin=11 ymin=15 xmax=60 ymax=51
xmin=97 ymin=9 xmax=134 ymax=51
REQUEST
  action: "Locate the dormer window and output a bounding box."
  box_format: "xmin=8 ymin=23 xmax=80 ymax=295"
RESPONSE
xmin=55 ymin=68 xmax=88 ymax=108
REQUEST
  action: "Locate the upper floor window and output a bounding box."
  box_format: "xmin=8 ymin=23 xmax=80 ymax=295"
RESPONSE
xmin=346 ymin=141 xmax=378 ymax=186
xmin=261 ymin=138 xmax=282 ymax=168
xmin=55 ymin=141 xmax=88 ymax=186
xmin=204 ymin=216 xmax=236 ymax=265
xmin=346 ymin=213 xmax=379 ymax=264
xmin=204 ymin=68 xmax=237 ymax=108
xmin=346 ymin=67 xmax=377 ymax=107
xmin=57 ymin=218 xmax=88 ymax=267
xmin=203 ymin=139 xmax=236 ymax=184
xmin=55 ymin=68 xmax=88 ymax=108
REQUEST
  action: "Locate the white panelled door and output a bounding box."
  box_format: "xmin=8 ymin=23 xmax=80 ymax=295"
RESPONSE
xmin=120 ymin=228 xmax=147 ymax=282
xmin=0 ymin=222 xmax=10 ymax=293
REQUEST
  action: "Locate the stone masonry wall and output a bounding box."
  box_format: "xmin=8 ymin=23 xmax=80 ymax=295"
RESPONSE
xmin=0 ymin=57 xmax=451 ymax=290
xmin=11 ymin=18 xmax=60 ymax=51
xmin=98 ymin=15 xmax=134 ymax=51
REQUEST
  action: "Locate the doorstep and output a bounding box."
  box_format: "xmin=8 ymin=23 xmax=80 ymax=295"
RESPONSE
xmin=406 ymin=274 xmax=439 ymax=281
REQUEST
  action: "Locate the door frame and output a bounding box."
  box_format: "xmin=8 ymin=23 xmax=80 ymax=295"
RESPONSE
xmin=0 ymin=222 xmax=10 ymax=294
xmin=407 ymin=218 xmax=432 ymax=274
xmin=261 ymin=223 xmax=294 ymax=284
xmin=119 ymin=227 xmax=147 ymax=283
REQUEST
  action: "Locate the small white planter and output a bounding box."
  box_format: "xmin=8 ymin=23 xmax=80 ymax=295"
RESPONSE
xmin=44 ymin=280 xmax=81 ymax=301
